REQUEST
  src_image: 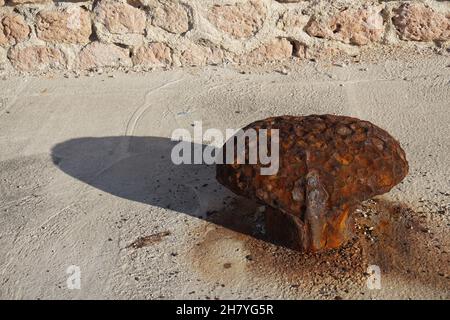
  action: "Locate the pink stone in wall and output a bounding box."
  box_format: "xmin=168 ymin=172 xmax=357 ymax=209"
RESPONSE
xmin=79 ymin=42 xmax=132 ymax=70
xmin=9 ymin=0 xmax=52 ymax=4
xmin=0 ymin=26 xmax=7 ymax=47
xmin=151 ymin=0 xmax=190 ymax=34
xmin=8 ymin=45 xmax=66 ymax=71
xmin=180 ymin=44 xmax=224 ymax=67
xmin=132 ymin=43 xmax=172 ymax=67
xmin=243 ymin=38 xmax=293 ymax=64
xmin=95 ymin=0 xmax=146 ymax=35
xmin=392 ymin=3 xmax=450 ymax=42
xmin=277 ymin=10 xmax=309 ymax=32
xmin=0 ymin=13 xmax=29 ymax=47
xmin=36 ymin=7 xmax=92 ymax=44
xmin=305 ymin=6 xmax=384 ymax=46
xmin=208 ymin=0 xmax=266 ymax=39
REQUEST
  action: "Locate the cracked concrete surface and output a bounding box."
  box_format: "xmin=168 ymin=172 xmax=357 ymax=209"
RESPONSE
xmin=0 ymin=55 xmax=449 ymax=299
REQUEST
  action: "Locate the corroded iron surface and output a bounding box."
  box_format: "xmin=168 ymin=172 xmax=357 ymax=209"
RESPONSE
xmin=216 ymin=115 xmax=409 ymax=252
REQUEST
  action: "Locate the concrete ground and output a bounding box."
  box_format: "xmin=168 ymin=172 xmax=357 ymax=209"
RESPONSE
xmin=0 ymin=55 xmax=449 ymax=299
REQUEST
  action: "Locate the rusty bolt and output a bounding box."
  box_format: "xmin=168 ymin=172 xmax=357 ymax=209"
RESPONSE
xmin=216 ymin=115 xmax=409 ymax=252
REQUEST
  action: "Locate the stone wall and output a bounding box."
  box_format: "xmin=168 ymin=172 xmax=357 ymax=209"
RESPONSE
xmin=0 ymin=0 xmax=448 ymax=73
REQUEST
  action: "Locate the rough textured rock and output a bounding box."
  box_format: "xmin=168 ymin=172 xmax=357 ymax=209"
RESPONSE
xmin=180 ymin=44 xmax=224 ymax=66
xmin=216 ymin=115 xmax=408 ymax=252
xmin=208 ymin=0 xmax=266 ymax=39
xmin=79 ymin=42 xmax=132 ymax=70
xmin=151 ymin=0 xmax=190 ymax=34
xmin=305 ymin=41 xmax=360 ymax=60
xmin=95 ymin=0 xmax=146 ymax=39
xmin=0 ymin=26 xmax=5 ymax=46
xmin=244 ymin=38 xmax=292 ymax=64
xmin=277 ymin=10 xmax=309 ymax=32
xmin=132 ymin=42 xmax=172 ymax=67
xmin=8 ymin=45 xmax=66 ymax=71
xmin=0 ymin=13 xmax=29 ymax=46
xmin=392 ymin=3 xmax=450 ymax=42
xmin=36 ymin=7 xmax=92 ymax=44
xmin=305 ymin=6 xmax=384 ymax=46
xmin=9 ymin=0 xmax=51 ymax=4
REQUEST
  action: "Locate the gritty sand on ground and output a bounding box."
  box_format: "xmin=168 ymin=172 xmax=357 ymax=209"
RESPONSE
xmin=0 ymin=53 xmax=449 ymax=299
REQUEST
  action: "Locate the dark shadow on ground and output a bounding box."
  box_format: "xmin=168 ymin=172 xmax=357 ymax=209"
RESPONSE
xmin=51 ymin=136 xmax=263 ymax=237
xmin=52 ymin=136 xmax=229 ymax=216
